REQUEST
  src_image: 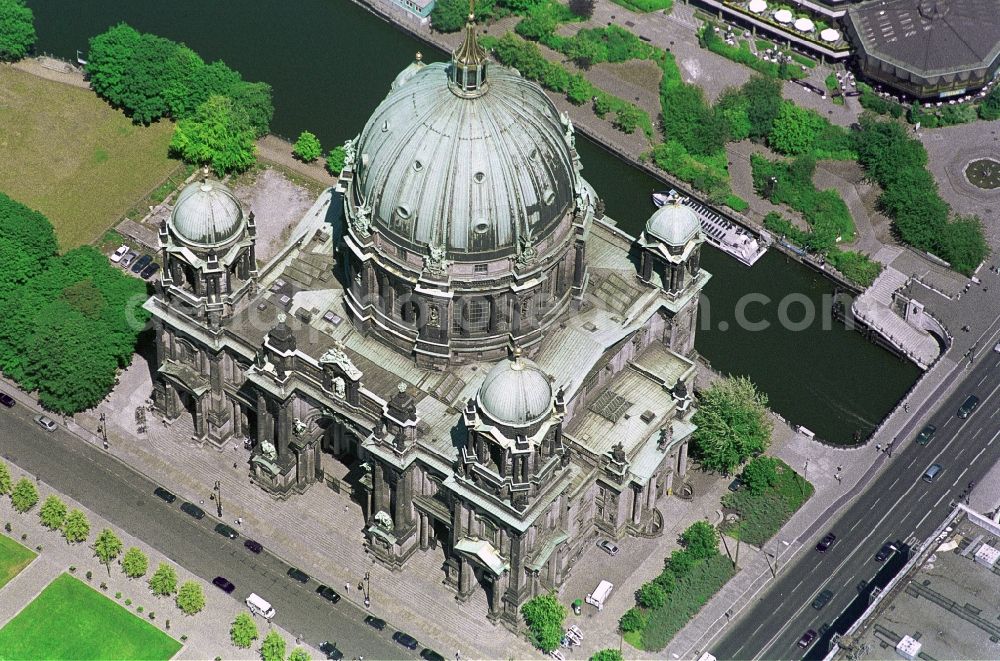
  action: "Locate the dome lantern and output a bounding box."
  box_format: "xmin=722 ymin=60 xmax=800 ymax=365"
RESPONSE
xmin=450 ymin=7 xmax=488 ymax=96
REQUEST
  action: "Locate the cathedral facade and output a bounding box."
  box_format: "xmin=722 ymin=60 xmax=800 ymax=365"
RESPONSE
xmin=146 ymin=18 xmax=709 ymax=629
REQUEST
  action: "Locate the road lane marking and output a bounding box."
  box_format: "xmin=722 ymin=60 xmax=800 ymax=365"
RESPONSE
xmin=908 ymin=456 xmax=918 ymax=468
xmin=914 ymin=509 xmax=933 ymax=530
xmin=792 ymin=579 xmax=804 ymax=593
xmin=850 ymin=518 xmax=864 ymax=532
xmin=978 ymin=373 xmax=990 ymax=387
xmin=889 ymin=477 xmax=899 ymax=490
xmin=917 ymin=490 xmax=927 ymax=501
xmin=934 ymin=492 xmax=948 ymax=507
xmin=942 ymin=418 xmax=953 ymax=429
xmin=972 ymin=448 xmax=986 ymax=463
xmin=991 ymin=406 xmax=1000 ymax=418
xmin=972 ymin=427 xmax=984 ymax=440
xmin=952 ymin=466 xmax=969 ymax=486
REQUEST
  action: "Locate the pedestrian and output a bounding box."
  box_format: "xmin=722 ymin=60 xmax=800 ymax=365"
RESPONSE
xmin=835 ymin=474 xmax=842 ymax=483
xmin=875 ymin=444 xmax=881 ymax=452
xmin=903 ymin=403 xmax=909 ymax=413
xmin=837 ymin=465 xmax=842 ymax=472
xmin=345 ymin=583 xmax=350 ymax=593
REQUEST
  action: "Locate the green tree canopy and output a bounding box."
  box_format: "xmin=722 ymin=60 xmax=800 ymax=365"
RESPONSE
xmin=176 ymin=580 xmax=205 ymax=615
xmin=741 ymin=455 xmax=780 ymax=495
xmin=636 ymin=581 xmax=667 ymax=609
xmin=121 ymin=546 xmax=149 ymax=578
xmin=0 ymin=460 xmax=10 ymax=495
xmin=149 ymin=563 xmax=178 ymax=596
xmin=10 ymin=477 xmax=38 ymax=513
xmin=432 ymin=0 xmax=496 ymax=32
xmin=293 ymin=131 xmax=323 ymax=162
xmin=0 ymin=192 xmax=58 ymax=291
xmin=619 ymin=607 xmax=646 ymax=633
xmin=680 ymin=521 xmax=719 ymax=560
xmin=768 ymin=102 xmax=826 ymax=155
xmin=691 ymin=376 xmax=772 ymax=474
xmin=288 ymin=647 xmax=311 ymax=661
xmin=229 ymin=81 xmax=274 ymax=137
xmin=62 ymin=509 xmax=91 ymax=544
xmin=734 ymin=76 xmax=782 ymax=139
xmin=261 ymin=630 xmax=287 ymax=661
xmin=521 ymin=593 xmax=566 ymax=653
xmin=590 ymin=649 xmax=624 ymax=661
xmin=39 ymin=494 xmax=68 ymax=529
xmin=940 ymin=215 xmax=989 ymax=274
xmin=94 ymin=528 xmax=123 ymax=572
xmin=170 ymin=95 xmax=258 ymax=175
xmin=230 ymin=612 xmax=259 ymax=649
xmin=0 ymin=0 xmax=36 ymax=61
xmin=979 ymin=85 xmax=1000 ymax=120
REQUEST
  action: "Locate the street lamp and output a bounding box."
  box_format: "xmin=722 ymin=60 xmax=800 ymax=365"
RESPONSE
xmin=364 ymin=571 xmax=371 ymax=608
xmin=213 ymin=480 xmax=223 ymax=517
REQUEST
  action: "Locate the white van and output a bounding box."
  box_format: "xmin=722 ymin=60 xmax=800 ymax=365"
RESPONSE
xmin=585 ymin=580 xmax=614 ymax=610
xmin=246 ymin=593 xmax=275 ymax=620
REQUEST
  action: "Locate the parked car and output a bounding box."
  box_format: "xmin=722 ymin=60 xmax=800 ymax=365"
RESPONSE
xmin=727 ymin=476 xmax=744 ymax=492
xmin=363 ymin=615 xmax=387 ymax=631
xmin=874 ymin=543 xmax=897 ymax=562
xmin=811 ymin=588 xmax=834 ymax=610
xmin=110 ymin=245 xmax=129 ymax=263
xmin=319 ymin=642 xmax=344 ymax=660
xmin=180 ymin=502 xmax=205 ymax=519
xmin=958 ymin=394 xmax=980 ymax=418
xmin=215 ymin=523 xmax=239 ymax=539
xmin=131 ymin=254 xmax=153 ymax=274
xmin=915 ymin=424 xmax=936 ymax=445
xmin=244 ymin=539 xmax=263 ymax=554
xmin=34 ymin=414 xmax=57 ymax=432
xmin=120 ymin=250 xmax=138 ymax=267
xmin=140 ymin=262 xmax=160 ymax=279
xmin=798 ymin=629 xmax=818 ymax=648
xmin=923 ymin=463 xmax=943 ymax=483
xmin=0 ymin=392 xmax=15 ymax=408
xmin=420 ymin=649 xmax=445 ymax=661
xmin=316 ymin=585 xmax=341 ymax=603
xmin=816 ymin=532 xmax=837 ymax=553
xmin=287 ymin=567 xmax=309 ymax=583
xmin=212 ymin=576 xmax=235 ymax=594
xmin=597 ymin=539 xmax=619 ymax=556
xmin=393 ymin=632 xmax=419 ymax=650
xmin=153 ymin=487 xmax=177 ymax=503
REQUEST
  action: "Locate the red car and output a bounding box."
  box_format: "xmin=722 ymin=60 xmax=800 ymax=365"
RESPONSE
xmin=816 ymin=532 xmax=837 ymax=553
xmin=798 ymin=629 xmax=817 ymax=648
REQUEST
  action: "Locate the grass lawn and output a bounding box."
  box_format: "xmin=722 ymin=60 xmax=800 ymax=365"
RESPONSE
xmin=722 ymin=458 xmax=814 ymax=546
xmin=0 ymin=573 xmax=181 ymax=660
xmin=0 ymin=67 xmax=180 ymax=250
xmin=0 ymin=535 xmax=36 ymax=591
xmin=608 ymin=0 xmax=673 ymax=12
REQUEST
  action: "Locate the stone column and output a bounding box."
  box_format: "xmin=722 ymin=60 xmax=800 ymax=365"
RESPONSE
xmin=193 ymin=396 xmax=206 ymax=438
xmin=373 ymin=463 xmax=388 ymax=515
xmin=419 ymin=513 xmax=429 ymax=550
xmin=459 ymin=556 xmax=473 ymax=594
xmin=678 ymin=441 xmax=688 ymax=476
xmin=632 ymin=486 xmax=643 ymax=525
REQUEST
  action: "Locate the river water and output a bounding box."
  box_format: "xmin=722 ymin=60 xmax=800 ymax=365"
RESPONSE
xmin=27 ymin=0 xmax=920 ymax=443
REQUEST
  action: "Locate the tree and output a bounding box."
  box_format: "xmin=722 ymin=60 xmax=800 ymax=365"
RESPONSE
xmin=39 ymin=495 xmax=68 ymax=530
xmin=230 ymin=612 xmax=259 ymax=649
xmin=170 ymin=95 xmax=258 ymax=175
xmin=93 ymin=528 xmax=123 ymax=573
xmin=230 ymin=81 xmax=274 ymax=137
xmin=691 ymin=376 xmax=773 ymax=474
xmin=591 ymin=650 xmax=624 ymax=661
xmin=432 ymin=0 xmax=474 ymax=32
xmin=619 ymin=607 xmax=646 ymax=633
xmin=667 ymin=548 xmax=696 ymax=575
xmin=741 ymin=455 xmax=780 ymax=495
xmin=569 ymin=0 xmax=596 ymax=18
xmin=149 ymin=563 xmax=178 ymax=596
xmin=176 ymin=580 xmax=205 ymax=615
xmin=613 ymin=104 xmax=644 ymax=134
xmin=86 ymin=23 xmax=143 ymax=108
xmin=10 ymin=477 xmax=38 ymax=513
xmin=121 ymin=546 xmax=149 ymax=578
xmin=768 ymin=102 xmax=826 ymax=155
xmin=0 ymin=460 xmax=10 ymax=496
xmin=979 ymin=85 xmax=1000 ymax=120
xmin=0 ymin=0 xmax=35 ymax=61
xmin=941 ymin=215 xmax=989 ymax=275
xmin=261 ymin=630 xmax=286 ymax=661
xmin=636 ymin=581 xmax=667 ymax=609
xmin=567 ymin=75 xmax=591 ymax=106
xmin=326 ymin=146 xmax=347 ymax=175
xmin=0 ymin=192 xmax=58 ymax=292
xmin=293 ymin=131 xmax=323 ymax=163
xmin=740 ymin=76 xmax=784 ymax=139
xmin=681 ymin=521 xmax=719 ymax=560
xmin=288 ymin=648 xmax=311 ymax=661
xmin=521 ymin=593 xmax=566 ymax=653
xmin=62 ymin=509 xmax=91 ymax=544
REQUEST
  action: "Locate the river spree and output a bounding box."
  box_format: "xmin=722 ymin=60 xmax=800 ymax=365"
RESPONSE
xmin=27 ymin=0 xmax=920 ymax=443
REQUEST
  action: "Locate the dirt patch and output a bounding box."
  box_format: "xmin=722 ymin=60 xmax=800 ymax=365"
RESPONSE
xmin=231 ymin=167 xmax=317 ymax=264
xmin=594 ymin=59 xmax=663 ymax=90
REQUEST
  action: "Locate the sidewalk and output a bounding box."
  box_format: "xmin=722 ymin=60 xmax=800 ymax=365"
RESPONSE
xmin=0 ymin=467 xmax=317 ymax=660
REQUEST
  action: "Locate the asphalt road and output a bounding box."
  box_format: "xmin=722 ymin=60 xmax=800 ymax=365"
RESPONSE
xmin=0 ymin=408 xmax=423 ymax=661
xmin=710 ymin=352 xmax=1000 ymax=660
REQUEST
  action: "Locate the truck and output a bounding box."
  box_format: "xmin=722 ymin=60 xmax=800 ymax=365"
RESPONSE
xmin=585 ymin=580 xmax=613 ymax=611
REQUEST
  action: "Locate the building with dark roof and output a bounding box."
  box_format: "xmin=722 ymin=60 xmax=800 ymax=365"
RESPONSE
xmin=845 ymin=0 xmax=1000 ymax=98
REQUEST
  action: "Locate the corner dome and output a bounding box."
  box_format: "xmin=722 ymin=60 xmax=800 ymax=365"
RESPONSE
xmin=352 ymin=60 xmax=579 ymax=260
xmin=646 ymin=192 xmax=701 ymax=247
xmin=477 ymin=351 xmax=553 ymax=427
xmin=169 ymin=179 xmax=245 ymax=248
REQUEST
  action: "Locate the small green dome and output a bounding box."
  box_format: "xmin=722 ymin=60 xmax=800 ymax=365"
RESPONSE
xmin=646 ymin=193 xmax=701 ymax=247
xmin=169 ymin=179 xmax=245 ymax=248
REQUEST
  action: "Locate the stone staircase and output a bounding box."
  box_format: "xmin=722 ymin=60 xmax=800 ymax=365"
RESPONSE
xmin=853 ymin=267 xmax=941 ymax=369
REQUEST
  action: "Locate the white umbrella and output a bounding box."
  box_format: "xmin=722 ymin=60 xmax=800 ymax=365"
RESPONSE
xmin=774 ymin=9 xmax=793 ymax=23
xmin=748 ymin=0 xmax=767 ymax=13
xmin=820 ymin=28 xmax=840 ymax=42
xmin=794 ymin=17 xmax=815 ymax=32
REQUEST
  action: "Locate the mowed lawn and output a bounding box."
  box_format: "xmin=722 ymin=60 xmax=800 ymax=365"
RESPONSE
xmin=0 ymin=535 xmax=36 ymax=591
xmin=0 ymin=573 xmax=181 ymax=660
xmin=0 ymin=67 xmax=179 ymax=249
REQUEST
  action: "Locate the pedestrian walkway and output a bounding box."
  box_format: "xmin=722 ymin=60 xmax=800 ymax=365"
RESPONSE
xmin=0 ymin=469 xmax=317 ymax=660
xmin=853 ymin=268 xmax=940 ymax=369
